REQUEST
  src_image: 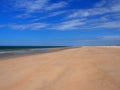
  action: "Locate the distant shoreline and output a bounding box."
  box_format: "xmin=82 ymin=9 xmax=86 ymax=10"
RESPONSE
xmin=0 ymin=47 xmax=72 ymax=60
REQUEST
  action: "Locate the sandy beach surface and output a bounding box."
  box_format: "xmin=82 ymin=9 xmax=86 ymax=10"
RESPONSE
xmin=0 ymin=46 xmax=120 ymax=90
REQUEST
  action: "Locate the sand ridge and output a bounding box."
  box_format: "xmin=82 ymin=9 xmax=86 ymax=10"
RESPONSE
xmin=0 ymin=46 xmax=120 ymax=90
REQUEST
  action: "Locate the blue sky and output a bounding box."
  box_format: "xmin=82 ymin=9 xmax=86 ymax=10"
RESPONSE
xmin=0 ymin=0 xmax=120 ymax=46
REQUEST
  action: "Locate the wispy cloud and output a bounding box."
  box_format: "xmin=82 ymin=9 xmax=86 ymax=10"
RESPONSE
xmin=68 ymin=0 xmax=120 ymax=18
xmin=9 ymin=23 xmax=48 ymax=30
xmin=48 ymin=10 xmax=68 ymax=17
xmin=32 ymin=10 xmax=68 ymax=21
xmin=15 ymin=0 xmax=48 ymax=13
xmin=52 ymin=0 xmax=120 ymax=30
xmin=46 ymin=1 xmax=67 ymax=11
xmin=94 ymin=21 xmax=120 ymax=29
xmin=51 ymin=15 xmax=120 ymax=30
xmin=68 ymin=8 xmax=109 ymax=18
xmin=52 ymin=19 xmax=85 ymax=30
xmin=14 ymin=0 xmax=68 ymax=18
xmin=0 ymin=0 xmax=120 ymax=31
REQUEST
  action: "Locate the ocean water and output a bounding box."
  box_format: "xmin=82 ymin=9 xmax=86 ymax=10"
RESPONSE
xmin=0 ymin=46 xmax=66 ymax=59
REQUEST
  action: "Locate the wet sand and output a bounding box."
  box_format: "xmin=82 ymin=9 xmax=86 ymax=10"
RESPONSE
xmin=0 ymin=46 xmax=120 ymax=90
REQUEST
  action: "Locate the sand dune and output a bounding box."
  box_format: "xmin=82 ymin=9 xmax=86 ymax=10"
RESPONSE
xmin=0 ymin=46 xmax=120 ymax=90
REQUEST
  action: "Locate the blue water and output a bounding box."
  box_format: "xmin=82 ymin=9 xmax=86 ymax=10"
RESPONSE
xmin=0 ymin=46 xmax=67 ymax=58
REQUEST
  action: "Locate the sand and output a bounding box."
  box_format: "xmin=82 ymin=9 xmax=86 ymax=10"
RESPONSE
xmin=0 ymin=46 xmax=120 ymax=90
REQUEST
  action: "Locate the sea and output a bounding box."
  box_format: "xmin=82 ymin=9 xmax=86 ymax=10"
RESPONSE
xmin=0 ymin=46 xmax=67 ymax=59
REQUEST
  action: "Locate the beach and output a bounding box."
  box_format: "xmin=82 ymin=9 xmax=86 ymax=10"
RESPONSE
xmin=0 ymin=46 xmax=120 ymax=90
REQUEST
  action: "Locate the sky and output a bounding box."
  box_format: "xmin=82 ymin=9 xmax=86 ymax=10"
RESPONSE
xmin=0 ymin=0 xmax=120 ymax=46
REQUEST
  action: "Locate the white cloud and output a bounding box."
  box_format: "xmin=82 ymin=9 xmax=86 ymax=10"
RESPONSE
xmin=68 ymin=8 xmax=109 ymax=18
xmin=14 ymin=0 xmax=68 ymax=19
xmin=1 ymin=0 xmax=120 ymax=31
xmin=9 ymin=23 xmax=48 ymax=30
xmin=51 ymin=15 xmax=120 ymax=30
xmin=46 ymin=1 xmax=67 ymax=11
xmin=11 ymin=0 xmax=120 ymax=31
xmin=32 ymin=10 xmax=68 ymax=21
xmin=68 ymin=10 xmax=90 ymax=18
xmin=95 ymin=21 xmax=120 ymax=29
xmin=15 ymin=0 xmax=48 ymax=13
xmin=52 ymin=19 xmax=85 ymax=30
xmin=49 ymin=10 xmax=68 ymax=17
xmin=68 ymin=0 xmax=120 ymax=18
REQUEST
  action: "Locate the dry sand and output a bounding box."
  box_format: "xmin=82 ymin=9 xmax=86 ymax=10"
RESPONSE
xmin=0 ymin=46 xmax=120 ymax=90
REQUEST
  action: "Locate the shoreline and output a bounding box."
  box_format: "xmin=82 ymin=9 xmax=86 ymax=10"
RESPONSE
xmin=0 ymin=46 xmax=118 ymax=60
xmin=0 ymin=47 xmax=73 ymax=60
